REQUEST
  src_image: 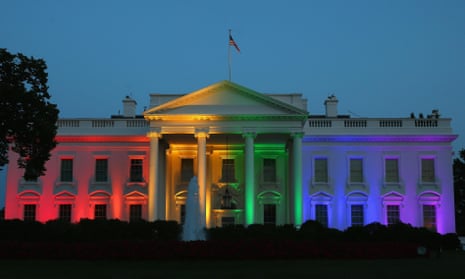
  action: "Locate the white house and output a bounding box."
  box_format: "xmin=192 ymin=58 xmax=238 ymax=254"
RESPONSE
xmin=4 ymin=80 xmax=457 ymax=233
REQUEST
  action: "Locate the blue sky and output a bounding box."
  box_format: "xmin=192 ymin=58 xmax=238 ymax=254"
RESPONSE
xmin=1 ymin=0 xmax=465 ymax=208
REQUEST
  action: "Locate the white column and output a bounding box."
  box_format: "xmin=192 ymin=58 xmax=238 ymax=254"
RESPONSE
xmin=147 ymin=129 xmax=161 ymax=222
xmin=243 ymin=132 xmax=256 ymax=226
xmin=292 ymin=132 xmax=304 ymax=226
xmin=195 ymin=129 xmax=209 ymax=228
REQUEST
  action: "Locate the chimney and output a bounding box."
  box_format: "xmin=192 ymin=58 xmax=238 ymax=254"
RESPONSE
xmin=324 ymin=94 xmax=338 ymax=117
xmin=122 ymin=96 xmax=137 ymax=118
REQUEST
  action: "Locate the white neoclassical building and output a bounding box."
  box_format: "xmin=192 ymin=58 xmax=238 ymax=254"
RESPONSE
xmin=4 ymin=80 xmax=457 ymax=233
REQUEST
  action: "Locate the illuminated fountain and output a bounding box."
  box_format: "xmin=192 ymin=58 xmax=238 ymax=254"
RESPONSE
xmin=182 ymin=176 xmax=206 ymax=241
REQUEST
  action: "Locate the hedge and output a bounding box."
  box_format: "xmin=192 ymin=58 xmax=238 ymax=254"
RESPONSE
xmin=0 ymin=219 xmax=460 ymax=260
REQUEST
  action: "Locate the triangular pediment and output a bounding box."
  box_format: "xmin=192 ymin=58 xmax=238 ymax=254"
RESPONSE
xmin=54 ymin=191 xmax=76 ymax=200
xmin=310 ymin=191 xmax=333 ymax=202
xmin=144 ymin=80 xmax=307 ymax=119
xmin=124 ymin=191 xmax=147 ymax=200
xmin=382 ymin=191 xmax=404 ymax=201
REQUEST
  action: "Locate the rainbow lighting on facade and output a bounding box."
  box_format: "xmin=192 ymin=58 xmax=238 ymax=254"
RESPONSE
xmin=4 ymin=81 xmax=457 ymax=234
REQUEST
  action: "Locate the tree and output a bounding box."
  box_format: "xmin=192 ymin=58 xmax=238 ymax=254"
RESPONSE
xmin=0 ymin=48 xmax=59 ymax=180
xmin=453 ymin=149 xmax=465 ymax=235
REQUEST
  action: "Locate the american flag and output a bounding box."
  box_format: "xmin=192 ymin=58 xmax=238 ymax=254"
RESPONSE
xmin=229 ymin=34 xmax=240 ymax=53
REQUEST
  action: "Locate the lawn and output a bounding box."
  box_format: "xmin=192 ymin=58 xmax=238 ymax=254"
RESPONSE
xmin=0 ymin=250 xmax=463 ymax=279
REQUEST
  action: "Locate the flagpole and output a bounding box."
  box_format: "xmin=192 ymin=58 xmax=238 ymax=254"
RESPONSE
xmin=228 ymin=29 xmax=232 ymax=81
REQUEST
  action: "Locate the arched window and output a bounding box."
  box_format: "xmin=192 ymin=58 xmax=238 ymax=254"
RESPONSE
xmin=257 ymin=191 xmax=281 ymax=225
xmin=54 ymin=191 xmax=76 ymax=223
xmin=418 ymin=191 xmax=440 ymax=232
xmin=89 ymin=191 xmax=111 ymax=220
xmin=310 ymin=192 xmax=333 ymax=228
xmin=124 ymin=191 xmax=147 ymax=222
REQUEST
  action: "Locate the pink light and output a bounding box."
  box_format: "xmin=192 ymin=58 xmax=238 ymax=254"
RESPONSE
xmin=56 ymin=135 xmax=149 ymax=143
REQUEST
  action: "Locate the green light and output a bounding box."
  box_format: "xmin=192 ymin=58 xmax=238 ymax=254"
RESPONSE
xmin=294 ymin=172 xmax=303 ymax=225
xmin=254 ymin=143 xmax=286 ymax=152
xmin=293 ymin=134 xmax=303 ymax=226
xmin=244 ymin=133 xmax=255 ymax=225
xmin=245 ymin=173 xmax=255 ymax=224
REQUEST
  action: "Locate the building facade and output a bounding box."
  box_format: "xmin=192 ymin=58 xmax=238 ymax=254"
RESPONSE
xmin=4 ymin=81 xmax=457 ymax=233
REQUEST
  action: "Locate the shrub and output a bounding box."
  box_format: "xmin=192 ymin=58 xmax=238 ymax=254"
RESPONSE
xmin=441 ymin=233 xmax=461 ymax=250
xmin=298 ymin=220 xmax=325 ymax=239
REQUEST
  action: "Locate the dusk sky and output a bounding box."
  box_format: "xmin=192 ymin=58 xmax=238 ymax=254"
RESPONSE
xmin=1 ymin=0 xmax=465 ymax=208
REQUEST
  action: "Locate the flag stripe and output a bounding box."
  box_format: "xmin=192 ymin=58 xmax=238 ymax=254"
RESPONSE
xmin=229 ymin=35 xmax=240 ymax=52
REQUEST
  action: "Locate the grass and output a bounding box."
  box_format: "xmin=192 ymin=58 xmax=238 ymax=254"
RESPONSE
xmin=0 ymin=250 xmax=463 ymax=279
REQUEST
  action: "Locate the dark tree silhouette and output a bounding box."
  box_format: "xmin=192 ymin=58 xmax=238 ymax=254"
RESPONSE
xmin=453 ymin=149 xmax=465 ymax=234
xmin=0 ymin=48 xmax=59 ymax=180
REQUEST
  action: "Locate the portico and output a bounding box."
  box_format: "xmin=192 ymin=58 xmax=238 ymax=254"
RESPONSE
xmin=143 ymin=80 xmax=308 ymax=227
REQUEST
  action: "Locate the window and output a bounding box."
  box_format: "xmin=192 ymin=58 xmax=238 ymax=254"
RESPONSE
xmin=220 ymin=187 xmax=235 ymax=209
xmin=385 ymin=158 xmax=399 ymax=183
xmin=181 ymin=158 xmax=194 ymax=183
xmin=418 ymin=192 xmax=439 ymax=232
xmin=23 ymin=204 xmax=36 ymax=222
xmin=60 ymin=159 xmax=73 ymax=182
xmin=59 ymin=204 xmax=72 ymax=222
xmin=350 ymin=205 xmax=364 ymax=227
xmin=349 ymin=158 xmax=363 ymax=183
xmin=263 ymin=204 xmax=276 ymax=225
xmin=95 ymin=159 xmax=108 ymax=182
xmin=315 ymin=204 xmax=328 ymax=227
xmin=221 ymin=159 xmax=236 ymax=182
xmin=263 ymin=158 xmax=277 ymax=183
xmin=314 ymin=158 xmax=328 ymax=183
xmin=386 ymin=205 xmax=400 ymax=225
xmin=421 ymin=158 xmax=435 ymax=183
xmin=94 ymin=204 xmax=107 ymax=220
xmin=222 ymin=217 xmax=235 ymax=227
xmin=423 ymin=205 xmax=437 ymax=231
xmin=129 ymin=204 xmax=142 ymax=222
xmin=180 ymin=204 xmax=186 ymax=225
xmin=130 ymin=159 xmax=143 ymax=182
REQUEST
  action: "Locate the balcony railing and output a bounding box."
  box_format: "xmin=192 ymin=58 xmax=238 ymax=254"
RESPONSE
xmin=307 ymin=117 xmax=452 ymax=135
xmin=58 ymin=119 xmax=149 ymax=128
xmin=57 ymin=118 xmax=149 ymax=135
xmin=56 ymin=117 xmax=452 ymax=136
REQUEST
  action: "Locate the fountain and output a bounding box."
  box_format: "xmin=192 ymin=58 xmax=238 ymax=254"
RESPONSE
xmin=182 ymin=176 xmax=206 ymax=241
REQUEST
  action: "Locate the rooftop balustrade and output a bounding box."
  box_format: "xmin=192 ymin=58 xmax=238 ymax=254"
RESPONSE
xmin=56 ymin=116 xmax=454 ymax=137
xmin=57 ymin=118 xmax=149 ymax=135
xmin=306 ymin=117 xmax=453 ymax=135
